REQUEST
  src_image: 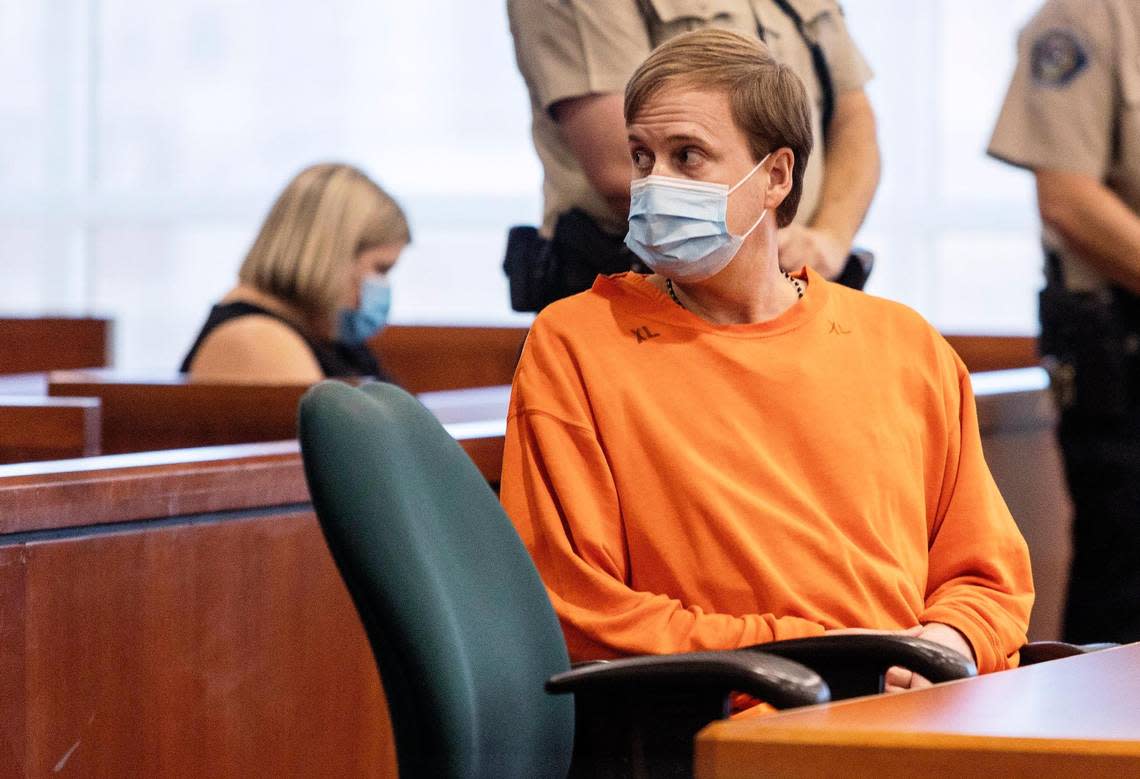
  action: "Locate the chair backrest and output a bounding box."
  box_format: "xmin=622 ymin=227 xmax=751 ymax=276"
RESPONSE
xmin=298 ymin=381 xmax=573 ymax=778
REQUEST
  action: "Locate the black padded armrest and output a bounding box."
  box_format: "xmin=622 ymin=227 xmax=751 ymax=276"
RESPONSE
xmin=551 ymin=651 xmax=827 ymax=776
xmin=747 ymin=635 xmax=976 ymax=699
xmin=547 ymin=649 xmax=828 ymax=710
xmin=1019 ymin=640 xmax=1119 ymax=665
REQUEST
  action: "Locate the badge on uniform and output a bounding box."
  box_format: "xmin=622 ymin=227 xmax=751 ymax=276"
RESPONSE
xmin=1031 ymin=29 xmax=1088 ymax=87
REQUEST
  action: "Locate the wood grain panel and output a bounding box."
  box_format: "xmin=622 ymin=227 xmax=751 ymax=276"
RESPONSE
xmin=14 ymin=513 xmax=394 ymax=777
xmin=0 ymin=436 xmax=502 ymax=537
xmin=0 ymin=397 xmax=101 ymax=464
xmin=0 ymin=545 xmax=27 ymax=777
xmin=372 ymin=325 xmax=528 ymax=393
xmin=0 ymin=386 xmax=512 ymax=777
xmin=0 ymin=443 xmax=308 ymax=535
xmin=0 ymin=317 xmax=110 ymax=374
xmin=698 ymin=732 xmax=1140 ymax=778
xmin=48 ymin=373 xmax=307 ymax=454
xmin=943 ymin=334 xmax=1039 ymax=374
xmin=697 ymin=643 xmax=1140 ymax=778
xmin=372 ymin=328 xmax=1037 ymax=393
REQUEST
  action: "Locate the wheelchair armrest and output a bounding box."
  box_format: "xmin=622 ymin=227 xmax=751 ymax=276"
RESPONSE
xmin=748 ymin=635 xmax=976 ymax=700
xmin=547 ymin=649 xmax=828 ymax=710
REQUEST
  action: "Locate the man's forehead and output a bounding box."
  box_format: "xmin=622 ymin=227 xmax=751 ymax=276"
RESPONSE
xmin=628 ymin=87 xmax=731 ymax=136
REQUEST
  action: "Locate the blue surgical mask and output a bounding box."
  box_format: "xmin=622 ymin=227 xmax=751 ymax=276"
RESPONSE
xmin=624 ymin=154 xmax=770 ymax=282
xmin=338 ymin=274 xmax=391 ymax=345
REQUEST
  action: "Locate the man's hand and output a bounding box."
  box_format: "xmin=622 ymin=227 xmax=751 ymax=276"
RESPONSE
xmin=884 ymin=623 xmax=976 ymax=693
xmin=777 ymin=224 xmax=849 ymax=279
xmin=786 ymin=88 xmax=879 ymax=279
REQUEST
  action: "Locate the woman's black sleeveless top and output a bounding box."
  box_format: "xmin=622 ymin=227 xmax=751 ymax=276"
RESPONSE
xmin=180 ymin=301 xmax=385 ymax=380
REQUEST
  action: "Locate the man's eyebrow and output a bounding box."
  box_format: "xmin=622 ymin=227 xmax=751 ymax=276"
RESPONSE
xmin=627 ymin=131 xmax=711 ymax=145
xmin=664 ymin=132 xmax=711 ymax=145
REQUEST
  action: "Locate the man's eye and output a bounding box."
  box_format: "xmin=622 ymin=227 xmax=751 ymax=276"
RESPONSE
xmin=632 ymin=150 xmax=652 ymax=167
xmin=680 ymin=148 xmax=702 ymax=165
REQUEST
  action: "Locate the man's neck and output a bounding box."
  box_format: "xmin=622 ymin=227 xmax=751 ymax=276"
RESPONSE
xmin=664 ymin=240 xmax=801 ymax=325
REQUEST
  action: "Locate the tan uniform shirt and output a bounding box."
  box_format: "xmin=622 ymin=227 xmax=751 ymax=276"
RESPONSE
xmin=508 ymin=0 xmax=874 ymax=236
xmin=989 ymin=0 xmax=1140 ymax=291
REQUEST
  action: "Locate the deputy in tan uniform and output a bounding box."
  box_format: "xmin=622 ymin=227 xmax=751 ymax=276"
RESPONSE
xmin=989 ymin=0 xmax=1140 ymax=644
xmin=504 ymin=0 xmax=880 ymax=309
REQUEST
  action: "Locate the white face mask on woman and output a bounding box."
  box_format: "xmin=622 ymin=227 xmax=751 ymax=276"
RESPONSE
xmin=623 ymin=154 xmax=770 ymax=283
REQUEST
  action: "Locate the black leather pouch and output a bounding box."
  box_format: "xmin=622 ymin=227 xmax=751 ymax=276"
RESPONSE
xmin=1039 ymin=284 xmax=1140 ymax=416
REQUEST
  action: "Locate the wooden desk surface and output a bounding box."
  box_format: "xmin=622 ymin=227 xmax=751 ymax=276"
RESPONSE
xmin=697 ymin=643 xmax=1140 ymax=778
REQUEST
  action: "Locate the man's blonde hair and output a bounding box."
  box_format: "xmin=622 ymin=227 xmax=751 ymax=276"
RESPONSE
xmin=624 ymin=29 xmax=813 ymax=227
xmin=239 ymin=163 xmax=410 ymax=318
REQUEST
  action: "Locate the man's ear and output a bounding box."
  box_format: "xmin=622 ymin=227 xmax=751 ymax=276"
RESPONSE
xmin=763 ymin=147 xmax=795 ymax=211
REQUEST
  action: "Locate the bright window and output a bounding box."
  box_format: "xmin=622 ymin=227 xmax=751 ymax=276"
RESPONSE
xmin=1 ymin=0 xmax=1046 ymax=372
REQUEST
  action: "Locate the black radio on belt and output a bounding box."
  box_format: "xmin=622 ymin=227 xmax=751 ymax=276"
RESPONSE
xmin=503 ymin=209 xmax=642 ymax=313
xmin=1040 ymin=251 xmax=1140 ymax=416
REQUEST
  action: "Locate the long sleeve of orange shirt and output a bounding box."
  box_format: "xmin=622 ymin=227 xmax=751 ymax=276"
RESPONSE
xmin=500 ymin=270 xmax=1034 ymax=674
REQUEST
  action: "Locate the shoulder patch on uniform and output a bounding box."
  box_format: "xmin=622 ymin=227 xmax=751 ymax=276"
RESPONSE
xmin=1031 ymin=29 xmax=1089 ymax=87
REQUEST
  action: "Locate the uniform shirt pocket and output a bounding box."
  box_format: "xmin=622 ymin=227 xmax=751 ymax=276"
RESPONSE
xmin=788 ymin=0 xmax=874 ymax=93
xmin=643 ymin=0 xmax=756 ymax=42
xmin=783 ymin=0 xmax=834 ymax=27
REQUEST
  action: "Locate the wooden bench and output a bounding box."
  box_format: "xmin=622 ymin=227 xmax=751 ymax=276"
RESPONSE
xmin=369 ymin=328 xmax=1037 ymax=393
xmin=372 ymin=324 xmax=528 ymax=393
xmin=0 ymin=321 xmax=1031 ymax=393
xmin=0 ymin=397 xmax=101 ymax=464
xmin=0 ymin=443 xmax=394 ymax=776
xmin=943 ymin=334 xmax=1038 ymax=373
xmin=47 ymin=371 xmax=306 ymax=454
xmin=0 ymin=371 xmax=508 ymax=772
xmin=42 ymin=371 xmax=509 ymax=482
xmin=0 ymin=317 xmax=111 ymax=374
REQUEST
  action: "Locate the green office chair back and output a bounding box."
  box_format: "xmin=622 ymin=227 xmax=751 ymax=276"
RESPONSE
xmin=298 ymin=381 xmax=574 ymax=778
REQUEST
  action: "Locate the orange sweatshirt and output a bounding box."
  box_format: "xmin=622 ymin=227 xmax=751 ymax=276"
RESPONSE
xmin=500 ymin=269 xmax=1034 ymax=674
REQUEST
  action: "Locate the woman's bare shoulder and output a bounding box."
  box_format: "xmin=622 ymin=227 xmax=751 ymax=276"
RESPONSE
xmin=187 ymin=314 xmax=323 ymax=383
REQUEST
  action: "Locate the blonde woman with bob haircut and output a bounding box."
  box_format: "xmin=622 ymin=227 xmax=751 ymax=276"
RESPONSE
xmin=500 ymin=29 xmax=1034 ymax=697
xmin=181 ymin=163 xmax=410 ymax=382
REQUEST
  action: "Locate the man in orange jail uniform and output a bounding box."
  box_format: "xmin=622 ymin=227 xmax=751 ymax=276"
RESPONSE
xmin=500 ymin=29 xmax=1034 ymax=690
